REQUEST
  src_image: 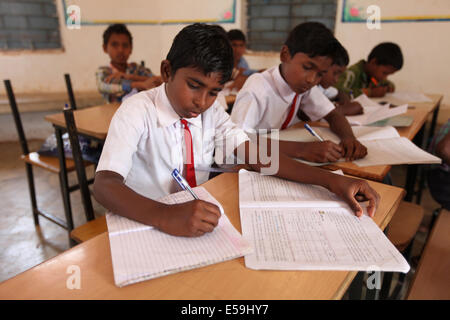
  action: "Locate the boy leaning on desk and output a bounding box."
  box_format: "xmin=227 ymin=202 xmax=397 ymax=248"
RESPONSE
xmin=93 ymin=23 xmax=380 ymax=238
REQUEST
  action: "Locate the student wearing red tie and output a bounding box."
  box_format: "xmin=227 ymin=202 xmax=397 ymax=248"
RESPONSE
xmin=93 ymin=24 xmax=379 ymax=238
xmin=231 ymin=22 xmax=367 ymax=163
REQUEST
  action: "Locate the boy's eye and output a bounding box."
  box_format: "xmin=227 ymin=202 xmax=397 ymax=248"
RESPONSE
xmin=209 ymin=91 xmax=218 ymax=97
xmin=303 ymin=65 xmax=312 ymax=70
xmin=187 ymin=82 xmax=199 ymax=89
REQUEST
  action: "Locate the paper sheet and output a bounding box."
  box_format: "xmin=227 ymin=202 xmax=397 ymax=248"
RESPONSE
xmin=107 ymin=187 xmax=252 ymax=287
xmin=384 ymin=92 xmax=432 ymax=103
xmin=238 ymin=170 xmax=410 ymax=273
xmin=353 ymin=137 xmax=442 ymax=167
xmin=347 ymin=94 xmax=408 ymax=125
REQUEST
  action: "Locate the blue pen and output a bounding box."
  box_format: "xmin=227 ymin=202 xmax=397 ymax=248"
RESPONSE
xmin=349 ymin=90 xmax=354 ymax=100
xmin=171 ymin=169 xmax=199 ymax=200
xmin=304 ymin=123 xmax=324 ymax=142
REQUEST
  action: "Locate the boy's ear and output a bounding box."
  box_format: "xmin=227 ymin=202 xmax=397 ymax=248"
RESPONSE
xmin=160 ymin=60 xmax=172 ymax=82
xmin=280 ymin=45 xmax=291 ymax=63
xmin=102 ymin=44 xmax=107 ymax=53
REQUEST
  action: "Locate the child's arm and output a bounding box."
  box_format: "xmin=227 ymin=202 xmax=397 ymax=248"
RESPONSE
xmin=93 ymin=170 xmax=221 ymax=237
xmin=324 ymin=109 xmax=367 ymax=160
xmin=278 ymin=139 xmax=343 ymax=163
xmin=236 ymin=141 xmax=380 ymax=217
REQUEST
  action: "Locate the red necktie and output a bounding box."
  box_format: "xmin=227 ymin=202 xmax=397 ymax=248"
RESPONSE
xmin=180 ymin=119 xmax=197 ymax=187
xmin=281 ymin=93 xmax=299 ymax=130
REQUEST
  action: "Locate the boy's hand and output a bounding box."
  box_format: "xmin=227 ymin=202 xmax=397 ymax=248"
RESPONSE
xmin=105 ymin=72 xmax=126 ymax=83
xmin=328 ymin=175 xmax=380 ymax=217
xmin=135 ymin=76 xmax=163 ymax=90
xmin=368 ymin=86 xmax=388 ymax=97
xmin=299 ymin=141 xmax=343 ymax=163
xmin=157 ymin=200 xmax=221 ymax=237
xmin=344 ymin=102 xmax=364 ymax=115
xmin=340 ymin=138 xmax=367 ymax=161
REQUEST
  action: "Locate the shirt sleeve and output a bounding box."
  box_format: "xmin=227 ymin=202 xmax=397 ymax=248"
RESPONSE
xmin=300 ymin=86 xmax=336 ymax=121
xmin=230 ymin=76 xmax=266 ymax=131
xmin=96 ymin=99 xmax=148 ymax=179
xmin=213 ymin=104 xmax=250 ymax=165
xmin=95 ymin=66 xmax=130 ymax=95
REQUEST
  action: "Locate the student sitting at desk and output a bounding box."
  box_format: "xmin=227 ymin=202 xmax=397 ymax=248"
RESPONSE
xmin=318 ymin=43 xmax=363 ymax=116
xmin=336 ymin=42 xmax=403 ymax=99
xmin=93 ymin=23 xmax=379 ymax=238
xmin=427 ymin=120 xmax=450 ymax=210
xmin=226 ymin=29 xmax=259 ymax=91
xmin=96 ymin=23 xmax=162 ymax=103
xmin=231 ymin=22 xmax=367 ymax=163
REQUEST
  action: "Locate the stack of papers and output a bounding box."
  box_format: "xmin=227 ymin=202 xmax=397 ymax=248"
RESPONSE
xmin=238 ymin=169 xmax=410 ymax=273
xmin=107 ymin=187 xmax=252 ymax=287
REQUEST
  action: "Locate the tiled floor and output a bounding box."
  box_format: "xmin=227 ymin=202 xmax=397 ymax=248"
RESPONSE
xmin=0 ymin=139 xmax=442 ymax=298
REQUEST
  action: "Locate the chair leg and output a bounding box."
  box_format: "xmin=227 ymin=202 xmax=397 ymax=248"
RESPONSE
xmin=24 ymin=163 xmax=39 ymax=226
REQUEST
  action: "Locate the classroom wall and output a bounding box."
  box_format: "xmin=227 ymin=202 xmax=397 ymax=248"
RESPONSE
xmin=0 ymin=0 xmax=245 ymax=95
xmin=334 ymin=0 xmax=450 ymax=107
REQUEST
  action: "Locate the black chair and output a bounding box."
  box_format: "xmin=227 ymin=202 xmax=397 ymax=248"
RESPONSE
xmin=4 ymin=79 xmax=92 ymax=245
xmin=63 ymin=105 xmax=95 ymax=227
xmin=64 ymin=73 xmax=77 ymax=110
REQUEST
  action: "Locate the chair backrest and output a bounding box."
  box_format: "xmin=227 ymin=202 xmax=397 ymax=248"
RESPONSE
xmin=4 ymin=79 xmax=29 ymax=155
xmin=64 ymin=74 xmax=77 ymax=110
xmin=63 ymin=105 xmax=95 ymax=221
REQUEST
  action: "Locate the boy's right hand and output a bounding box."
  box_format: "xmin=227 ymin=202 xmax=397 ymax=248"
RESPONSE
xmin=157 ymin=200 xmax=221 ymax=237
xmin=343 ymin=101 xmax=363 ymax=115
xmin=298 ymin=141 xmax=343 ymax=163
xmin=369 ymin=86 xmax=388 ymax=97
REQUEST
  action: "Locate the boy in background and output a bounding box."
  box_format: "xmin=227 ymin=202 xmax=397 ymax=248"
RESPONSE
xmin=317 ymin=43 xmax=363 ymax=116
xmin=226 ymin=29 xmax=259 ymax=91
xmin=231 ymin=22 xmax=367 ymax=163
xmin=93 ymin=23 xmax=379 ymax=238
xmin=96 ymin=24 xmax=162 ymax=103
xmin=336 ymin=42 xmax=403 ymax=99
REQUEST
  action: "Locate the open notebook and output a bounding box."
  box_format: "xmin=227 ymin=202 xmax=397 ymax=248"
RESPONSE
xmin=274 ymin=125 xmax=441 ymax=167
xmin=238 ymin=169 xmax=410 ymax=273
xmin=347 ymin=94 xmax=408 ymax=126
xmin=107 ymin=187 xmax=252 ymax=287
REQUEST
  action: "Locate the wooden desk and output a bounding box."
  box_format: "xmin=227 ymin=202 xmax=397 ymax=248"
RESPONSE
xmin=407 ymin=209 xmax=450 ymax=300
xmin=45 ymin=103 xmax=120 ymax=140
xmin=0 ymin=173 xmax=405 ymax=300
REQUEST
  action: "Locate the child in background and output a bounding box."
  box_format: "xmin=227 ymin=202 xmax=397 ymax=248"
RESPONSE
xmin=93 ymin=23 xmax=379 ymax=238
xmin=226 ymin=29 xmax=259 ymax=91
xmin=336 ymin=42 xmax=403 ymax=99
xmin=231 ymin=22 xmax=367 ymax=163
xmin=318 ymin=43 xmax=363 ymax=116
xmin=96 ymin=24 xmax=162 ymax=103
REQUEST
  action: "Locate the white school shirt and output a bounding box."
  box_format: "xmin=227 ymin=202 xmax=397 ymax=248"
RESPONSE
xmin=96 ymin=84 xmax=249 ymax=200
xmin=230 ymin=65 xmax=335 ymax=131
xmin=317 ymin=84 xmax=339 ymax=100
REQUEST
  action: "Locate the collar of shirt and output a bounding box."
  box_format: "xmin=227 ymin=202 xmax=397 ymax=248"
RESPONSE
xmin=270 ymin=64 xmax=302 ymax=105
xmin=154 ymin=84 xmax=202 ymax=128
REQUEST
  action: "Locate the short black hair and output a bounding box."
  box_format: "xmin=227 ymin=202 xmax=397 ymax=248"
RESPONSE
xmin=368 ymin=42 xmax=403 ymax=70
xmin=333 ymin=42 xmax=349 ymax=67
xmin=227 ymin=29 xmax=246 ymax=42
xmin=166 ymin=23 xmax=234 ymax=85
xmin=284 ymin=22 xmax=339 ymax=60
xmin=103 ymin=24 xmax=133 ymax=47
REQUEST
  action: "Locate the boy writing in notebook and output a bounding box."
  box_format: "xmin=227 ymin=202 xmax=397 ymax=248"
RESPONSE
xmin=336 ymin=42 xmax=403 ymax=99
xmin=93 ymin=23 xmax=379 ymax=238
xmin=231 ymin=22 xmax=367 ymax=163
xmin=96 ymin=23 xmax=162 ymax=103
xmin=318 ymin=43 xmax=363 ymax=116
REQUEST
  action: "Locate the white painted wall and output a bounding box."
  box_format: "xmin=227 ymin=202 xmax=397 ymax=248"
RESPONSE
xmin=0 ymin=0 xmax=245 ymax=95
xmin=334 ymin=0 xmax=450 ymax=106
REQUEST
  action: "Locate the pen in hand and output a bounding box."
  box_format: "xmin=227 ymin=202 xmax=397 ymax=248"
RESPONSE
xmin=171 ymin=168 xmax=199 ymax=200
xmin=304 ymin=123 xmax=324 ymax=142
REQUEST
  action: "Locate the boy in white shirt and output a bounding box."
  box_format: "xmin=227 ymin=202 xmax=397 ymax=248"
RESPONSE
xmin=231 ymin=22 xmax=367 ymax=163
xmin=93 ymin=23 xmax=379 ymax=238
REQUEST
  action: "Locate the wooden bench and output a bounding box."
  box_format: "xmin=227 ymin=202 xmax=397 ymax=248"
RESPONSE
xmin=407 ymin=209 xmax=450 ymax=299
xmin=70 ymin=215 xmax=107 ymax=243
xmin=387 ymin=201 xmax=424 ymax=252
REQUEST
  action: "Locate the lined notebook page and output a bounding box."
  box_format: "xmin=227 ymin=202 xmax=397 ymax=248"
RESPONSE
xmin=107 ymin=187 xmax=252 ymax=287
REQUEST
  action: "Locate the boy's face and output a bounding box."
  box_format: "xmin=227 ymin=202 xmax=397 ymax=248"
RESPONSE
xmin=230 ymin=40 xmax=246 ymax=63
xmin=103 ymin=33 xmax=132 ymax=65
xmin=320 ymin=64 xmax=346 ymax=89
xmin=280 ymin=46 xmax=332 ymax=94
xmin=161 ymin=60 xmax=224 ymax=118
xmin=366 ymin=59 xmax=397 ymax=82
